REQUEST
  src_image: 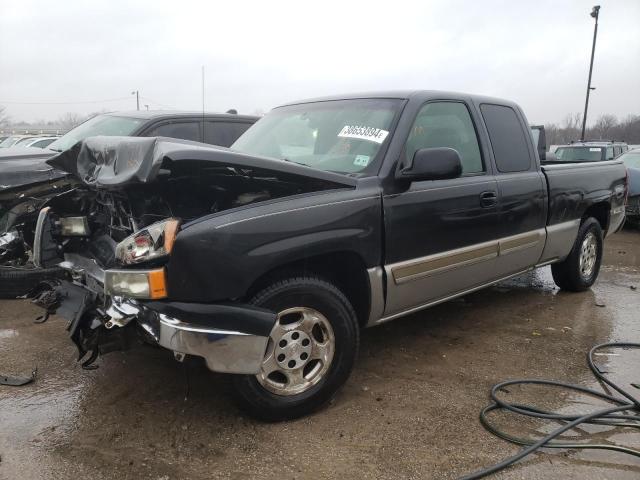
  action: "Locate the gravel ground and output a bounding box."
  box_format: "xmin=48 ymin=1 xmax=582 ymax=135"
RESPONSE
xmin=1 ymin=230 xmax=639 ymax=480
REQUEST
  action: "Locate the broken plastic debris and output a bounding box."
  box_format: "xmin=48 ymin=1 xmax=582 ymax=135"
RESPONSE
xmin=0 ymin=368 xmax=37 ymax=386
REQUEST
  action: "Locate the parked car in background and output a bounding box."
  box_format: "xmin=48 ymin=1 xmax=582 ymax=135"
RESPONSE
xmin=553 ymin=140 xmax=629 ymax=162
xmin=0 ymin=110 xmax=258 ymax=298
xmin=620 ymin=148 xmax=640 ymax=226
xmin=0 ymin=135 xmax=37 ymax=148
xmin=30 ymin=90 xmax=626 ymax=420
xmin=13 ymin=136 xmax=60 ymax=149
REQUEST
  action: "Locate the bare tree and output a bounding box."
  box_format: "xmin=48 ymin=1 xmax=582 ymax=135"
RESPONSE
xmin=591 ymin=114 xmax=617 ymax=140
xmin=57 ymin=112 xmax=85 ymax=131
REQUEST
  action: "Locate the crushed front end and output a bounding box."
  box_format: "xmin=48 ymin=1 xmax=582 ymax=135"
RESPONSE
xmin=31 ymin=202 xmax=275 ymax=372
xmin=28 ymin=137 xmax=291 ymax=372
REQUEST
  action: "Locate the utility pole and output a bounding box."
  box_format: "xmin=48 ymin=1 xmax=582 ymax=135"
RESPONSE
xmin=131 ymin=90 xmax=140 ymax=111
xmin=201 ymin=66 xmax=205 ymax=115
xmin=580 ymin=5 xmax=600 ymax=141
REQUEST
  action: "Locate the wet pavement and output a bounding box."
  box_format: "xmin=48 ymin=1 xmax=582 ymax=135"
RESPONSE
xmin=1 ymin=231 xmax=639 ymax=480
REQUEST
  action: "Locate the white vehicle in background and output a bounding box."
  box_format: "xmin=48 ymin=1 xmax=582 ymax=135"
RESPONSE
xmin=553 ymin=140 xmax=629 ymax=162
xmin=12 ymin=136 xmax=60 ymax=149
xmin=0 ymin=135 xmax=35 ymax=148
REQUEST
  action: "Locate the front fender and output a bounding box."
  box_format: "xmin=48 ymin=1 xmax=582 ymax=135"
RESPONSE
xmin=165 ymin=188 xmax=382 ymax=302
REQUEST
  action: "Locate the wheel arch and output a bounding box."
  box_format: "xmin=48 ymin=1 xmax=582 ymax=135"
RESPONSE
xmin=583 ymin=201 xmax=610 ymax=234
xmin=246 ymin=250 xmax=372 ymax=328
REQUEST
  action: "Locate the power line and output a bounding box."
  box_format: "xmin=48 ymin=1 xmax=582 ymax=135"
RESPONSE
xmin=139 ymin=96 xmax=176 ymax=109
xmin=0 ymin=97 xmax=132 ymax=105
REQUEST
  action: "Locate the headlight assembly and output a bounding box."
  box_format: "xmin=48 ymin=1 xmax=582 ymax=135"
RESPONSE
xmin=58 ymin=217 xmax=90 ymax=236
xmin=115 ymin=218 xmax=180 ymax=265
xmin=104 ymin=268 xmax=167 ymax=299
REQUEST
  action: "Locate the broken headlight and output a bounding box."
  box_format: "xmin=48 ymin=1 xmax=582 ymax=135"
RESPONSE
xmin=115 ymin=218 xmax=180 ymax=265
xmin=58 ymin=217 xmax=90 ymax=236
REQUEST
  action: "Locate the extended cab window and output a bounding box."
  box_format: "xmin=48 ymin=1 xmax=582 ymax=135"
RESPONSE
xmin=480 ymin=104 xmax=531 ymax=172
xmin=405 ymin=102 xmax=483 ymax=174
xmin=147 ymin=121 xmax=201 ymax=142
xmin=204 ymin=121 xmax=252 ymax=147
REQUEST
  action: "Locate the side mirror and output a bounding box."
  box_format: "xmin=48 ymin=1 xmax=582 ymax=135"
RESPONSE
xmin=396 ymin=147 xmax=462 ymax=182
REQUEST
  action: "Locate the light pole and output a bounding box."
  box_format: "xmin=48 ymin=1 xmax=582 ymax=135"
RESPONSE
xmin=131 ymin=90 xmax=140 ymax=111
xmin=580 ymin=5 xmax=600 ymax=141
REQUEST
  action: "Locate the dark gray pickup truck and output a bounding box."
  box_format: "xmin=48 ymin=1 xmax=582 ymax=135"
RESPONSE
xmin=30 ymin=91 xmax=627 ymax=420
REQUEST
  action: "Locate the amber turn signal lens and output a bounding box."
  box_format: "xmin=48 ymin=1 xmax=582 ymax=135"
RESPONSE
xmin=148 ymin=269 xmax=168 ymax=299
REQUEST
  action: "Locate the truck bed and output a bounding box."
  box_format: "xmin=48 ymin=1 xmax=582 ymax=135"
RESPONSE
xmin=541 ymin=159 xmax=626 ymax=234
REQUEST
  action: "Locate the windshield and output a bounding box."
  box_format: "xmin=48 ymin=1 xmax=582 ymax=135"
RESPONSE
xmin=231 ymin=99 xmax=402 ymax=174
xmin=555 ymin=146 xmax=603 ymax=162
xmin=0 ymin=136 xmax=21 ymax=148
xmin=14 ymin=137 xmax=35 ymax=146
xmin=621 ymin=151 xmax=640 ymax=169
xmin=48 ymin=114 xmax=145 ymax=152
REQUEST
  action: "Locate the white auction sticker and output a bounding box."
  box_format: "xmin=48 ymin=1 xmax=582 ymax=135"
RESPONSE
xmin=338 ymin=125 xmax=389 ymax=144
xmin=589 ymin=148 xmax=601 ymax=152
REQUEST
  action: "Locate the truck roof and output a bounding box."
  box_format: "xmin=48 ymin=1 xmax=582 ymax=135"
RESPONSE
xmin=280 ymin=90 xmax=521 ymax=109
xmin=564 ymin=140 xmax=628 ymax=147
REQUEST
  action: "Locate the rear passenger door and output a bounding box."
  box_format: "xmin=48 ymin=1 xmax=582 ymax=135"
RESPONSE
xmin=477 ymin=103 xmax=547 ymax=278
xmin=203 ymin=121 xmax=252 ymax=147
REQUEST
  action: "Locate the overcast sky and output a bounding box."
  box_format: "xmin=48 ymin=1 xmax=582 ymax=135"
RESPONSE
xmin=1 ymin=0 xmax=638 ymax=125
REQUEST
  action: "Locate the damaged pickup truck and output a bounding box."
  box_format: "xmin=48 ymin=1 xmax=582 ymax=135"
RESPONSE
xmin=31 ymin=91 xmax=627 ymax=420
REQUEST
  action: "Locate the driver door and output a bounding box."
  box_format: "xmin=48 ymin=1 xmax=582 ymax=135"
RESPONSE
xmin=382 ymin=101 xmax=501 ymax=317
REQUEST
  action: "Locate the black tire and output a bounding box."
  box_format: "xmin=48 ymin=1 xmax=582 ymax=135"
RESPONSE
xmin=551 ymin=217 xmax=603 ymax=292
xmin=0 ymin=264 xmax=66 ymax=299
xmin=232 ymin=276 xmax=359 ymax=421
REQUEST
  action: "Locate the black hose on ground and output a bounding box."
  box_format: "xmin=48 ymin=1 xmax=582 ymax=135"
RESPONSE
xmin=460 ymin=342 xmax=640 ymax=479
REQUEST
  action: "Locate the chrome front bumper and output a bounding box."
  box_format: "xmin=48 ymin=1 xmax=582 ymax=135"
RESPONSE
xmin=113 ymin=298 xmax=271 ymax=374
xmin=49 ymin=254 xmax=274 ymax=375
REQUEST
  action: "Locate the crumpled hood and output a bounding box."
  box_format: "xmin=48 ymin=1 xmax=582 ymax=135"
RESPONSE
xmin=47 ymin=136 xmax=357 ymax=189
xmin=627 ymin=167 xmax=640 ymax=197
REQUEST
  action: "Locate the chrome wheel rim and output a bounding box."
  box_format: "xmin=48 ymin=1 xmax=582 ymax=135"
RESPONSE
xmin=256 ymin=307 xmax=335 ymax=396
xmin=579 ymin=232 xmax=598 ymax=278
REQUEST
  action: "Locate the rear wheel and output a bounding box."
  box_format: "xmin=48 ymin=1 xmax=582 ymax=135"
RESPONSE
xmin=551 ymin=217 xmax=603 ymax=292
xmin=232 ymin=276 xmax=359 ymax=421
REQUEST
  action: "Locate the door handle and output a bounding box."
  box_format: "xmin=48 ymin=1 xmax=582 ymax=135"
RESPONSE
xmin=480 ymin=191 xmax=497 ymax=208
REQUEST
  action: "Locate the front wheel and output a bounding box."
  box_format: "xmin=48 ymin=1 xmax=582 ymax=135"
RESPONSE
xmin=551 ymin=217 xmax=603 ymax=292
xmin=232 ymin=276 xmax=359 ymax=421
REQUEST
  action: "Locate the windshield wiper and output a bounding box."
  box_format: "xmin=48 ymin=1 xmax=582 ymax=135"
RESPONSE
xmin=281 ymin=158 xmax=309 ymax=167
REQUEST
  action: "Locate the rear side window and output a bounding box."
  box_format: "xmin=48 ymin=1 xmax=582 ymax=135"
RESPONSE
xmin=147 ymin=122 xmax=201 ymax=142
xmin=204 ymin=122 xmax=252 ymax=147
xmin=404 ymin=102 xmax=484 ymax=174
xmin=614 ymin=146 xmax=621 ymax=157
xmin=606 ymin=147 xmax=614 ymax=160
xmin=480 ymin=104 xmax=531 ymax=172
